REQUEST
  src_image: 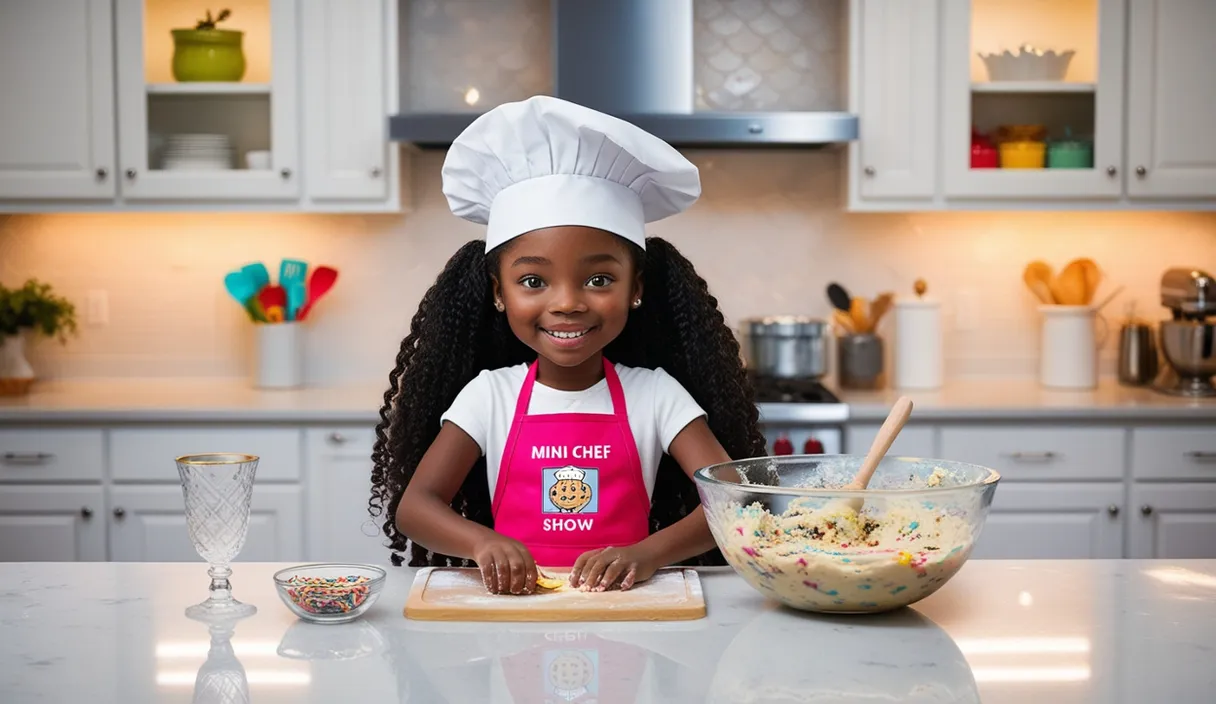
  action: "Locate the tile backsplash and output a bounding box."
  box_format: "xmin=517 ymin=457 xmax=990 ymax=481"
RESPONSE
xmin=1 ymin=150 xmax=1214 ymax=386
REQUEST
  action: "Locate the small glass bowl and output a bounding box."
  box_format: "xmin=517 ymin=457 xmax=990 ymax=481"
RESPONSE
xmin=273 ymin=563 xmax=386 ymax=624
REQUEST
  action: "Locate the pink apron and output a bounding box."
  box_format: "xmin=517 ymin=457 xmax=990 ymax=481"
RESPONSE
xmin=491 ymin=358 xmax=651 ymax=567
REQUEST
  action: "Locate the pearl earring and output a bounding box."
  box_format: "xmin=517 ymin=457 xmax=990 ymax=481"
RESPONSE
xmin=494 ymin=300 xmax=505 ymax=312
xmin=632 ymin=299 xmax=642 ymax=308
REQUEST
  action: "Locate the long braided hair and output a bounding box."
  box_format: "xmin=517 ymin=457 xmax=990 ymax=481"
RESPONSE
xmin=369 ymin=235 xmax=767 ymax=567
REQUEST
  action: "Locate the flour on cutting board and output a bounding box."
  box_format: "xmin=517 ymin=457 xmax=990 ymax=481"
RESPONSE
xmin=419 ymin=568 xmax=695 ymax=609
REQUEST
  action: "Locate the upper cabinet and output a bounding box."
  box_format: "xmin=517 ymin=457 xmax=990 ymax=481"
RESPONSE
xmin=848 ymin=0 xmax=1216 ymax=211
xmin=1125 ymin=0 xmax=1216 ymax=200
xmin=0 ymin=0 xmax=117 ymax=201
xmin=0 ymin=0 xmax=404 ymax=212
xmin=114 ymin=0 xmax=300 ymax=201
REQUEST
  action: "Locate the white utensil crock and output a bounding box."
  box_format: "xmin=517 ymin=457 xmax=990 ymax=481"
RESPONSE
xmin=894 ymin=297 xmax=943 ymax=390
xmin=1039 ymin=305 xmax=1107 ymax=389
xmin=253 ymin=322 xmax=303 ymax=389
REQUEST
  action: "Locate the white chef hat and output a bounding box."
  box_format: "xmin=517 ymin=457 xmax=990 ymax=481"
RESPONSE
xmin=441 ymin=96 xmax=701 ymax=252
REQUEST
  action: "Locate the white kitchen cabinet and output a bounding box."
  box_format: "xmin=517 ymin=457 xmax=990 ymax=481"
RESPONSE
xmin=939 ymin=425 xmax=1125 ymax=481
xmin=0 ymin=485 xmax=107 ymax=561
xmin=108 ymin=484 xmax=303 ymax=562
xmin=972 ymin=483 xmax=1125 ymax=559
xmin=847 ymin=0 xmax=939 ymax=204
xmin=113 ymin=0 xmax=300 ymax=201
xmin=0 ymin=428 xmax=105 ymax=482
xmin=108 ymin=426 xmax=302 ymax=483
xmin=940 ymin=0 xmax=1127 ymax=200
xmin=301 ymin=0 xmax=397 ymax=204
xmin=1128 ymin=484 xmax=1216 ymax=559
xmin=1125 ymin=0 xmax=1216 ymax=200
xmin=0 ymin=0 xmax=116 ymax=201
xmin=305 ymin=427 xmax=391 ymax=565
xmin=1130 ymin=426 xmax=1216 ymax=481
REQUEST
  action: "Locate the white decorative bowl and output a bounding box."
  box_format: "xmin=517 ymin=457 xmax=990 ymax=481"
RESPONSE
xmin=979 ymin=46 xmax=1076 ymax=81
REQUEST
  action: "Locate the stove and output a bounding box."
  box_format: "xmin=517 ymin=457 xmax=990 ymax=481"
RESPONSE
xmin=750 ymin=373 xmax=849 ymax=455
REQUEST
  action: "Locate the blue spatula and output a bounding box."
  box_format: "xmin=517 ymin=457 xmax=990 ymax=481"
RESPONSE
xmin=224 ymin=270 xmax=265 ymax=322
xmin=279 ymin=258 xmax=308 ymax=320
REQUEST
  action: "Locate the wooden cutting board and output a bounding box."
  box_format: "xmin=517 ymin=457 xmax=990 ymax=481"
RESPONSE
xmin=404 ymin=567 xmax=706 ymax=622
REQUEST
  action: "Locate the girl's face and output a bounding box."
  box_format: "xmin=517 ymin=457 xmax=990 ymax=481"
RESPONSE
xmin=492 ymin=227 xmax=642 ymax=369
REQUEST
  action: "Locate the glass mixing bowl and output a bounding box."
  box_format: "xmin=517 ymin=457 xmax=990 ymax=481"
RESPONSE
xmin=694 ymin=455 xmax=999 ymax=614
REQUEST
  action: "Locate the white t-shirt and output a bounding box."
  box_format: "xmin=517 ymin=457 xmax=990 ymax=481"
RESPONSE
xmin=439 ymin=363 xmax=706 ymax=501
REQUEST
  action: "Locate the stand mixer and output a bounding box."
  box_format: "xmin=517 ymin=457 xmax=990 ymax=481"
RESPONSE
xmin=1156 ymin=268 xmax=1216 ymax=397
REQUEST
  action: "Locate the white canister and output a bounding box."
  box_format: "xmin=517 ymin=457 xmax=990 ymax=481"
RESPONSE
xmin=893 ymin=296 xmax=943 ymax=390
xmin=253 ymin=322 xmax=304 ymax=389
xmin=1039 ymin=305 xmax=1107 ymax=389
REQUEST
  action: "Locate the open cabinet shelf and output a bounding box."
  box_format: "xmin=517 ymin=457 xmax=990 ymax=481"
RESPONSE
xmin=146 ymin=82 xmax=272 ymax=95
xmin=971 ymin=81 xmax=1096 ymax=94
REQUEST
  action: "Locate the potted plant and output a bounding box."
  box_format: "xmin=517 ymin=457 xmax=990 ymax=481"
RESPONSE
xmin=0 ymin=279 xmax=78 ymax=396
xmin=171 ymin=8 xmax=246 ymax=82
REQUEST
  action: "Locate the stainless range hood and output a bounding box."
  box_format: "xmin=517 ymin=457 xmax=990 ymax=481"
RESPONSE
xmin=389 ymin=0 xmax=858 ymax=147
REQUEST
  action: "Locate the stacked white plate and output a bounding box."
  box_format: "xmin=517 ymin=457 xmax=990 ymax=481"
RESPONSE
xmin=161 ymin=133 xmax=234 ymax=171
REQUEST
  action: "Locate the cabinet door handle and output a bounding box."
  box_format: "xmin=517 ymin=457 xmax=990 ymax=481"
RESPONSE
xmin=81 ymin=506 xmax=93 ymax=519
xmin=1107 ymin=504 xmax=1119 ymax=517
xmin=113 ymin=507 xmax=126 ymax=519
xmin=1135 ymin=166 xmax=1147 ymax=177
xmin=370 ymin=167 xmax=382 ymax=178
xmin=2 ymin=451 xmax=55 ymax=464
xmin=96 ymin=167 xmax=108 ymax=180
xmin=1002 ymin=451 xmax=1058 ymax=462
xmin=328 ymin=432 xmax=347 ymax=445
xmin=1140 ymin=505 xmax=1153 ymax=516
xmin=1184 ymin=450 xmax=1216 ymax=463
xmin=863 ymin=166 xmax=875 ymax=177
xmin=1106 ymin=166 xmax=1117 ymax=177
xmin=125 ymin=168 xmax=137 ymax=180
xmin=280 ymin=168 xmax=292 ymax=179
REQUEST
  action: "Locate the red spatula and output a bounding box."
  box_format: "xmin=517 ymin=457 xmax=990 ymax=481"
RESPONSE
xmin=297 ymin=266 xmax=338 ymax=321
xmin=257 ymin=284 xmax=287 ymax=319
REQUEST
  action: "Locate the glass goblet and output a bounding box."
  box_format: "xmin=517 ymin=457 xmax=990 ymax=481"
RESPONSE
xmin=176 ymin=453 xmax=259 ymax=619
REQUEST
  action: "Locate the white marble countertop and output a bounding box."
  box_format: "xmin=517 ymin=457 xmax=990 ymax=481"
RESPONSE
xmin=0 ymin=376 xmax=1213 ymax=424
xmin=2 ymin=560 xmax=1213 ymax=702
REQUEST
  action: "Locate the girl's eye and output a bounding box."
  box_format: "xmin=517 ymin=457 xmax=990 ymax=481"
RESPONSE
xmin=587 ymin=274 xmax=614 ymax=288
xmin=519 ymin=275 xmax=545 ymax=289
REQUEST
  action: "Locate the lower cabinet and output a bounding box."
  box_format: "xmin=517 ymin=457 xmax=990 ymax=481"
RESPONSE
xmin=0 ymin=485 xmax=107 ymax=561
xmin=972 ymin=483 xmax=1124 ymax=559
xmin=305 ymin=427 xmax=393 ymax=565
xmin=109 ymin=484 xmax=303 ymax=562
xmin=1128 ymin=484 xmax=1216 ymax=558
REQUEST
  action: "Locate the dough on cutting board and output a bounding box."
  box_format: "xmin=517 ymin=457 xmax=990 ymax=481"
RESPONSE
xmin=535 ymin=573 xmax=566 ymax=591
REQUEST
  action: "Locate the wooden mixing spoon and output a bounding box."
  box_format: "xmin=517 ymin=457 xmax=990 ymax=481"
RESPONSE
xmin=841 ymin=396 xmax=914 ymax=512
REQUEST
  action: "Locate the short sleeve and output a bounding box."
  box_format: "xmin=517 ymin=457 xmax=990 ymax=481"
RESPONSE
xmin=438 ymin=372 xmax=491 ymax=455
xmin=651 ymin=368 xmax=707 ymax=452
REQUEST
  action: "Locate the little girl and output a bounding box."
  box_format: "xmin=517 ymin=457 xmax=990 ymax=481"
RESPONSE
xmin=370 ymin=96 xmax=766 ymax=594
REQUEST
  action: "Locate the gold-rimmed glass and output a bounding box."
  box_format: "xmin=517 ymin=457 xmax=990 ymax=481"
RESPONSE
xmin=176 ymin=453 xmax=259 ymax=619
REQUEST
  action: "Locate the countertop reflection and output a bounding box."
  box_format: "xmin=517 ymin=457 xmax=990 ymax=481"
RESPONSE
xmin=1 ymin=560 xmax=1213 ymax=702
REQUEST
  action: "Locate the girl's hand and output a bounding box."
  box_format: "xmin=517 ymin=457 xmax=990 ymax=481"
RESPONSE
xmin=472 ymin=535 xmax=538 ymax=595
xmin=570 ymin=544 xmax=659 ymax=591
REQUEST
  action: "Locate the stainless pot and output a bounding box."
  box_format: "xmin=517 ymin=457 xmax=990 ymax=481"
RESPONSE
xmin=746 ymin=316 xmax=828 ymax=379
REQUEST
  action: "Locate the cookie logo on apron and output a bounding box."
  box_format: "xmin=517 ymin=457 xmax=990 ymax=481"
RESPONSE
xmin=544 ymin=466 xmax=597 ymax=514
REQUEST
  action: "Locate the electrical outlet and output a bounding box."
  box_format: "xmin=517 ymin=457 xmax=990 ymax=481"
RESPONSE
xmin=954 ymin=288 xmax=979 ymax=331
xmin=86 ymin=290 xmax=109 ymax=326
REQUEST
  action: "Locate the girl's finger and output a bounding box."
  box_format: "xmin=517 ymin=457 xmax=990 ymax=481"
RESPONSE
xmin=620 ymin=564 xmax=639 ymax=591
xmin=599 ymin=560 xmax=628 ymax=591
xmin=506 ymin=551 xmax=528 ymax=594
xmin=582 ymin=551 xmax=618 ymax=592
xmin=523 ymin=554 xmax=538 ymax=594
xmin=570 ymin=549 xmax=601 ymax=588
xmin=480 ymin=558 xmax=497 ymax=594
xmin=495 ymin=551 xmax=511 ymax=594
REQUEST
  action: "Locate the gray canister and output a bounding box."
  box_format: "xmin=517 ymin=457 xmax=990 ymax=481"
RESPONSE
xmin=838 ymin=333 xmax=885 ymax=389
xmin=1117 ymin=321 xmax=1158 ymax=386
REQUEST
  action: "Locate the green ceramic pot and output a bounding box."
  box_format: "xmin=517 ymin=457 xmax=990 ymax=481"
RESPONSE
xmin=171 ymin=29 xmax=246 ymax=82
xmin=1047 ymin=138 xmax=1094 ymax=169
